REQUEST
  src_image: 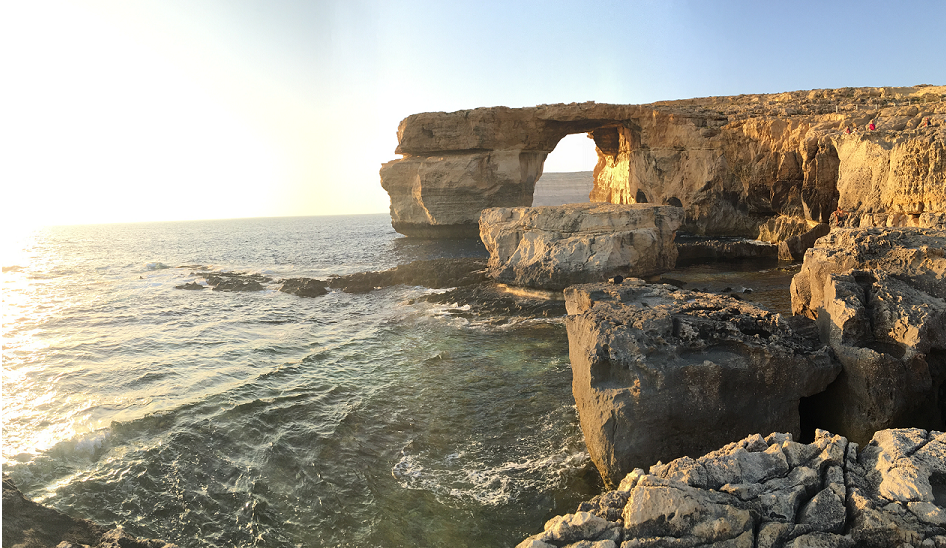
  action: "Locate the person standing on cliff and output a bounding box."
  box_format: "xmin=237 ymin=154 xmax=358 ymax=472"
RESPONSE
xmin=868 ymin=121 xmax=876 ymax=131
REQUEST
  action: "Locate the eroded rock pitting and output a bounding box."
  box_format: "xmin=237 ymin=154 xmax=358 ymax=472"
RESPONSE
xmin=518 ymin=428 xmax=946 ymax=548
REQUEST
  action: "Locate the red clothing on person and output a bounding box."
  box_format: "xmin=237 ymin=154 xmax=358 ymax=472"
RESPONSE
xmin=868 ymin=123 xmax=876 ymax=131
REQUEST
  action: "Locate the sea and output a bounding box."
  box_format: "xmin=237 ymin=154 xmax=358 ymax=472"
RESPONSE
xmin=1 ymin=214 xmax=601 ymax=548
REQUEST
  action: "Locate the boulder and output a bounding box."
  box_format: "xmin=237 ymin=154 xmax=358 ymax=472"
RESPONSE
xmin=518 ymin=428 xmax=946 ymax=548
xmin=564 ymin=280 xmax=839 ymax=488
xmin=790 ymin=228 xmax=946 ymax=444
xmin=479 ymin=204 xmax=683 ymax=290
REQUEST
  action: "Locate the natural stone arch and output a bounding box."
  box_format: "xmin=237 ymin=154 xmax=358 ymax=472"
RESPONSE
xmin=380 ymin=89 xmax=946 ymax=239
xmin=379 ymin=112 xmax=628 ymax=238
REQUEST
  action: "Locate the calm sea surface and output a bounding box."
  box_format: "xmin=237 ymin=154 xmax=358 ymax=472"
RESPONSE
xmin=2 ymin=215 xmax=599 ymax=547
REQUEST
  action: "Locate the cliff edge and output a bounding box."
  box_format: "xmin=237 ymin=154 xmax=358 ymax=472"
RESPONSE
xmin=380 ymin=85 xmax=945 ymax=240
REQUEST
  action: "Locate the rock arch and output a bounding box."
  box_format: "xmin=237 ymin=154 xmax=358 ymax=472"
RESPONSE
xmin=380 ymin=88 xmax=946 ymax=239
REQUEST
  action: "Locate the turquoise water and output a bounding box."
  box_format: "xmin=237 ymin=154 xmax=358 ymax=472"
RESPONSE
xmin=2 ymin=215 xmax=598 ymax=547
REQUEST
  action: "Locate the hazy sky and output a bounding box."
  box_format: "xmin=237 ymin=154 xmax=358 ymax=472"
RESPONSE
xmin=2 ymin=0 xmax=944 ymax=229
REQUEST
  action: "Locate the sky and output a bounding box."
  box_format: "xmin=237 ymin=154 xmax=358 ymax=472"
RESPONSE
xmin=2 ymin=0 xmax=944 ymax=230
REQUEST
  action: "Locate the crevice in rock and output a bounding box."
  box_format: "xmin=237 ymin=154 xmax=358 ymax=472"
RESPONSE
xmin=931 ymin=472 xmax=946 ymax=507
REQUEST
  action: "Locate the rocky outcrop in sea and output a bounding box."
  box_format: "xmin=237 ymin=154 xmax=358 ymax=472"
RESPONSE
xmin=564 ymin=279 xmax=839 ymax=488
xmin=479 ymin=203 xmax=683 ymax=290
xmin=791 ymin=227 xmax=946 ymax=444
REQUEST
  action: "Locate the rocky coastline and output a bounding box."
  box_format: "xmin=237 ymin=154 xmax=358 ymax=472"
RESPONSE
xmin=516 ymin=428 xmax=946 ymax=548
xmin=374 ymin=86 xmax=946 ymax=546
xmin=3 ymin=474 xmax=176 ymax=548
xmin=10 ymin=86 xmax=944 ymax=547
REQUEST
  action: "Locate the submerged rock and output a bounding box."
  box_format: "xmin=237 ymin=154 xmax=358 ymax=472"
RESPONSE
xmin=416 ymin=282 xmax=567 ymax=319
xmin=2 ymin=474 xmax=176 ymax=548
xmin=479 ymin=203 xmax=683 ymax=290
xmin=327 ymin=257 xmax=487 ymax=293
xmin=564 ymin=280 xmax=839 ymax=488
xmin=190 ymin=271 xmax=272 ymax=292
xmin=518 ymin=428 xmax=946 ymax=548
xmin=791 ymin=227 xmax=946 ymax=444
xmin=278 ymin=277 xmax=328 ymax=297
xmin=173 ymin=281 xmax=204 ymax=290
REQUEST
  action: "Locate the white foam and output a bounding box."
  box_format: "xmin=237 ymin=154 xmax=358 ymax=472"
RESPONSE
xmin=392 ymin=442 xmax=590 ymax=507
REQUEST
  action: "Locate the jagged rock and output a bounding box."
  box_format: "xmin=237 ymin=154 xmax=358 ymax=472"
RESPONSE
xmin=326 ymin=258 xmax=487 ymax=293
xmin=518 ymin=428 xmax=946 ymax=548
xmin=790 ymin=228 xmax=946 ymax=444
xmin=847 ymin=429 xmax=946 ymax=547
xmin=2 ymin=474 xmax=175 ymax=548
xmin=381 ymin=86 xmax=946 ymax=239
xmin=279 ymin=277 xmax=328 ymax=297
xmin=194 ymin=271 xmax=272 ymax=292
xmin=479 ymin=203 xmax=683 ymax=290
xmin=759 ymin=215 xmax=824 ymax=243
xmin=776 ymin=222 xmax=830 ymax=262
xmin=564 ymin=280 xmax=839 ymax=487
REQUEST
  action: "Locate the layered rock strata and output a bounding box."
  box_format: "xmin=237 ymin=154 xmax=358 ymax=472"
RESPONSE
xmin=791 ymin=228 xmax=946 ymax=444
xmin=517 ymin=428 xmax=946 ymax=548
xmin=564 ymin=280 xmax=839 ymax=488
xmin=381 ymin=85 xmax=945 ymax=239
xmin=479 ymin=204 xmax=683 ymax=290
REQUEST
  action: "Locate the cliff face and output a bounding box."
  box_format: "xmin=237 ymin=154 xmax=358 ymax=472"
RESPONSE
xmin=380 ymin=86 xmax=946 ymax=239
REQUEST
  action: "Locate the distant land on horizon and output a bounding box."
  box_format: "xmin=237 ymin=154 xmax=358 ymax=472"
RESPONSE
xmin=533 ymin=171 xmax=594 ymax=206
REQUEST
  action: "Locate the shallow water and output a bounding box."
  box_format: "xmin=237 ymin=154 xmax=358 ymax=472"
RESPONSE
xmin=2 ymin=215 xmax=599 ymax=548
xmin=662 ymin=260 xmax=801 ymax=316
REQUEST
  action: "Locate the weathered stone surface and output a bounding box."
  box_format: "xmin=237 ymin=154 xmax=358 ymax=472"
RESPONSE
xmin=381 ymin=86 xmax=946 ymax=239
xmin=2 ymin=474 xmax=176 ymax=548
xmin=790 ymin=228 xmax=946 ymax=444
xmin=381 ymin=150 xmax=547 ymax=238
xmin=519 ymin=428 xmax=946 ymax=548
xmin=777 ymin=222 xmax=831 ymax=262
xmin=847 ymin=429 xmax=946 ymax=547
xmin=564 ymin=280 xmax=839 ymax=487
xmin=479 ymin=204 xmax=683 ymax=290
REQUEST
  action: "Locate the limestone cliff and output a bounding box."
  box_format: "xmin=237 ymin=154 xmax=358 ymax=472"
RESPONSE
xmin=380 ymin=85 xmax=946 ymax=239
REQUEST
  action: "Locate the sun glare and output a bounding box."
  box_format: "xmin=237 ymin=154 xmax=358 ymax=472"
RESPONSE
xmin=3 ymin=1 xmax=288 ymax=227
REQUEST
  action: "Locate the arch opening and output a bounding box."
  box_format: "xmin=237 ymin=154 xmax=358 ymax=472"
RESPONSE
xmin=531 ymin=133 xmax=598 ymax=207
